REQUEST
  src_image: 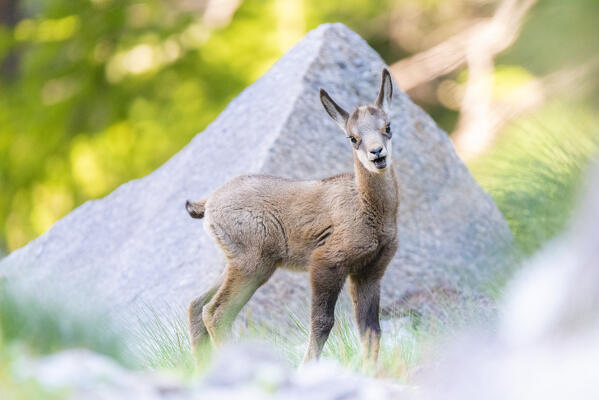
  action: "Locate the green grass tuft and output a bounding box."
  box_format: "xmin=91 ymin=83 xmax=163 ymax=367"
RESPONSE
xmin=129 ymin=304 xmax=198 ymax=376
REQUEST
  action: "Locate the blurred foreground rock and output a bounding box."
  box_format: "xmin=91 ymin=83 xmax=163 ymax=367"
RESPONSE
xmin=0 ymin=23 xmax=510 ymax=331
xmin=416 ymin=160 xmax=599 ymax=400
xmin=19 ymin=344 xmax=407 ymax=400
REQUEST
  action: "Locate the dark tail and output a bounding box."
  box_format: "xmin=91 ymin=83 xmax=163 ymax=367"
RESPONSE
xmin=186 ymin=199 xmax=207 ymax=219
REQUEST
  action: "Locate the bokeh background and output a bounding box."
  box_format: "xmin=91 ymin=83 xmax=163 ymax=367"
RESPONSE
xmin=1 ymin=0 xmax=598 ymax=256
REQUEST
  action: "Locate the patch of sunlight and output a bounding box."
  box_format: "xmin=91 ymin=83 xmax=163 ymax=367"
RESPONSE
xmin=14 ymin=16 xmax=80 ymax=43
xmin=41 ymin=77 xmax=80 ymax=105
xmin=13 ymin=19 xmax=35 ymax=41
xmin=70 ymin=139 xmax=108 ymax=198
xmin=438 ymin=65 xmax=535 ymax=115
xmin=106 ymin=44 xmax=154 ymax=82
xmin=492 ymin=65 xmax=536 ymax=100
xmin=203 ymin=0 xmax=243 ymax=28
xmin=274 ymin=0 xmax=306 ymax=52
xmin=29 ymin=183 xmax=74 ymax=235
xmin=455 ymin=65 xmax=536 ymax=103
xmin=106 ymin=36 xmax=186 ymax=83
xmin=162 ymin=39 xmax=182 ymax=62
xmin=124 ymin=44 xmax=155 ymax=74
xmin=179 ymin=22 xmax=211 ymax=50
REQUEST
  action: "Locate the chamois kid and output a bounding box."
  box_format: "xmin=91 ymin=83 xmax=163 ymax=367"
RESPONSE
xmin=186 ymin=69 xmax=399 ymax=363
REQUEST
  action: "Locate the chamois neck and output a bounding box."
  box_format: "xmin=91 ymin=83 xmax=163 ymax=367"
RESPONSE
xmin=353 ymin=154 xmax=399 ymax=219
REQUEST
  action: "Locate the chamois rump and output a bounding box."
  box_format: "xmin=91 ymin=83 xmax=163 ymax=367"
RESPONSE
xmin=186 ymin=69 xmax=399 ymax=363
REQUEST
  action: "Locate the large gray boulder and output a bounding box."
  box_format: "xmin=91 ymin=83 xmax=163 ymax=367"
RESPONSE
xmin=0 ymin=23 xmax=511 ymax=332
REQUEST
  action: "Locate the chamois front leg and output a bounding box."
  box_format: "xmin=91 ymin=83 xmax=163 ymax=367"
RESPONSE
xmin=349 ymin=276 xmax=382 ymax=364
xmin=349 ymin=242 xmax=397 ymax=365
xmin=303 ymin=262 xmax=347 ymax=363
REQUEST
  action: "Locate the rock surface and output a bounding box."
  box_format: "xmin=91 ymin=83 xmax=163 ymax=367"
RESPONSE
xmin=0 ymin=23 xmax=511 ymax=332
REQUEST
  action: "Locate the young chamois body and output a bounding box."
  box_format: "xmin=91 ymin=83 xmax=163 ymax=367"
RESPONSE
xmin=186 ymin=69 xmax=399 ymax=363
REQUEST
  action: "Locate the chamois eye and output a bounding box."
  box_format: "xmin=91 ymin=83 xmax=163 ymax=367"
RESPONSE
xmin=385 ymin=123 xmax=391 ymax=135
xmin=349 ymin=136 xmax=357 ymax=144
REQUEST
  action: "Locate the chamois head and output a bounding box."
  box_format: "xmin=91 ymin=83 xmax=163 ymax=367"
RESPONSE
xmin=320 ymin=68 xmax=393 ymax=173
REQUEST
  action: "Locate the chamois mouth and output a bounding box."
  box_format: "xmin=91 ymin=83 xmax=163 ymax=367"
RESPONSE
xmin=372 ymin=156 xmax=387 ymax=169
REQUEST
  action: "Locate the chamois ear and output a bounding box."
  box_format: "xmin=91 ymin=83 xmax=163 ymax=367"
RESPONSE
xmin=320 ymin=89 xmax=349 ymax=131
xmin=375 ymin=68 xmax=393 ymax=114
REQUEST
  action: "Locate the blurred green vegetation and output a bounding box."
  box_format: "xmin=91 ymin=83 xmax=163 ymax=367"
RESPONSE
xmin=499 ymin=0 xmax=599 ymax=74
xmin=0 ymin=0 xmax=598 ymax=254
xmin=471 ymin=100 xmax=599 ymax=256
xmin=0 ymin=280 xmax=129 ymax=363
xmin=0 ymin=279 xmax=125 ymax=399
xmin=0 ymin=0 xmax=275 ymax=250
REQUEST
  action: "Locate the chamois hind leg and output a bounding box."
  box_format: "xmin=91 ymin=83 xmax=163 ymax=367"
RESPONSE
xmin=303 ymin=263 xmax=347 ymax=363
xmin=202 ymin=258 xmax=275 ymax=345
xmin=188 ymin=271 xmax=225 ymax=352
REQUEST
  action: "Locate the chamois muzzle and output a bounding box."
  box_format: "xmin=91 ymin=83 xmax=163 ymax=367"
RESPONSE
xmin=368 ymin=146 xmax=387 ymax=170
xmin=372 ymin=156 xmax=387 ymax=170
xmin=370 ymin=146 xmax=383 ymax=157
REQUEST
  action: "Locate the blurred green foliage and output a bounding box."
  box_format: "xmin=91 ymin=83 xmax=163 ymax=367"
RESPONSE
xmin=0 ymin=0 xmax=277 ymax=250
xmin=0 ymin=0 xmax=598 ymax=253
xmin=499 ymin=0 xmax=599 ymax=74
xmin=0 ymin=279 xmax=127 ymax=398
xmin=0 ymin=280 xmax=129 ymax=363
xmin=472 ymin=100 xmax=599 ymax=256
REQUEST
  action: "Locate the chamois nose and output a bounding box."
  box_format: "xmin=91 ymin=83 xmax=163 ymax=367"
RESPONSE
xmin=370 ymin=146 xmax=383 ymax=156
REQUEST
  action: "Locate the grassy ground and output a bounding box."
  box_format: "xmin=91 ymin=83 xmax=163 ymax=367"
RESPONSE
xmin=1 ymin=101 xmax=598 ymax=396
xmin=0 ymin=278 xmax=486 ymax=390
